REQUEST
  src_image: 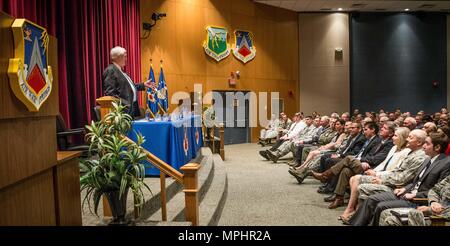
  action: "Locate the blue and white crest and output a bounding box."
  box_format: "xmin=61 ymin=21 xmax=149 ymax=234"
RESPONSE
xmin=232 ymin=30 xmax=256 ymax=64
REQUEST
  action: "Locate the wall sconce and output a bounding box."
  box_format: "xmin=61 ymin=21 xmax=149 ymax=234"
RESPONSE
xmin=335 ymin=47 xmax=343 ymax=60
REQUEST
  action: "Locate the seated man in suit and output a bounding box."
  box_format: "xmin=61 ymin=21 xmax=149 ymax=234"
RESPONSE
xmin=379 ymin=173 xmax=450 ymax=226
xmin=348 ymin=132 xmax=449 ymax=226
xmin=339 ymin=127 xmax=411 ymax=221
xmin=310 ymin=121 xmax=393 ymax=209
xmin=103 ymin=46 xmax=151 ymax=118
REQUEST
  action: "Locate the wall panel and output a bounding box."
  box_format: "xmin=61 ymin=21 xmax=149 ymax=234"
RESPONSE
xmin=299 ymin=13 xmax=350 ymax=115
xmin=141 ymin=0 xmax=299 ymax=142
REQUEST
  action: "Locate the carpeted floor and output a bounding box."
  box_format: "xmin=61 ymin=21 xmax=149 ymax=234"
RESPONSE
xmin=218 ymin=143 xmax=345 ymax=226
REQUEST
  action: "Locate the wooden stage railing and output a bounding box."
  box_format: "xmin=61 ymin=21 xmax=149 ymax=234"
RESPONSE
xmin=96 ymin=96 xmax=201 ymax=226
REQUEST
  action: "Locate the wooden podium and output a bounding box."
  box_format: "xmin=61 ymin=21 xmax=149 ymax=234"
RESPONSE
xmin=0 ymin=11 xmax=82 ymax=225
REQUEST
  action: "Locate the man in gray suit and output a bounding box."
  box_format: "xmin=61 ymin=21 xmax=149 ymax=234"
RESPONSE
xmin=103 ymin=46 xmax=151 ymax=117
xmin=349 ymin=132 xmax=449 ymax=226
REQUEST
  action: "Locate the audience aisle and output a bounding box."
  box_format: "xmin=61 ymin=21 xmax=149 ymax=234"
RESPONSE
xmin=218 ymin=143 xmax=343 ymax=226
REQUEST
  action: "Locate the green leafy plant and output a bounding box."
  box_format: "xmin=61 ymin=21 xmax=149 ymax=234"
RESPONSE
xmin=80 ymin=102 xmax=151 ymax=219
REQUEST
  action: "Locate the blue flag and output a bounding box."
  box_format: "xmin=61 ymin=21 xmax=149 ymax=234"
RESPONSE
xmin=146 ymin=65 xmax=158 ymax=115
xmin=157 ymin=66 xmax=168 ymax=112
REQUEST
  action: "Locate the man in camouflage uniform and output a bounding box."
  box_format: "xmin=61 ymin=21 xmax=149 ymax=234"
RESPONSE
xmin=290 ymin=116 xmax=330 ymax=167
xmin=299 ymin=118 xmax=339 ymax=163
xmin=267 ymin=116 xmax=316 ymax=163
xmin=356 ymin=129 xmax=428 ymax=199
xmin=379 ymin=174 xmax=450 ymax=226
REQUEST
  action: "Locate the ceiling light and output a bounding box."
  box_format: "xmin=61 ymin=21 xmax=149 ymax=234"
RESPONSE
xmin=338 ymin=8 xmax=343 ymax=11
xmin=404 ymin=8 xmax=410 ymax=11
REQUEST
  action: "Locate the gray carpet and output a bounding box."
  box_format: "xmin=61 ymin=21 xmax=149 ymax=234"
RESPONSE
xmin=218 ymin=143 xmax=344 ymax=226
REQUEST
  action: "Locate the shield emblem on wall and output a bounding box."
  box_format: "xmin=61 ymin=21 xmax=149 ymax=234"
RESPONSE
xmin=232 ymin=30 xmax=256 ymax=63
xmin=203 ymin=26 xmax=230 ymax=62
xmin=8 ymin=19 xmax=53 ymax=112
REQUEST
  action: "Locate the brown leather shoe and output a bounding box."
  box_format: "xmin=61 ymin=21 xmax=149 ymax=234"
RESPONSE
xmin=328 ymin=195 xmax=344 ymax=209
xmin=311 ymin=169 xmax=334 ymax=183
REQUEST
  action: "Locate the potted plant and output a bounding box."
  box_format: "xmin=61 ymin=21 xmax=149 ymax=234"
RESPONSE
xmin=80 ymin=102 xmax=150 ymax=225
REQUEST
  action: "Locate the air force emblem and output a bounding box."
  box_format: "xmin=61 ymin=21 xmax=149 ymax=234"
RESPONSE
xmin=232 ymin=30 xmax=256 ymax=64
xmin=8 ymin=19 xmax=53 ymax=112
xmin=203 ymin=26 xmax=230 ymax=62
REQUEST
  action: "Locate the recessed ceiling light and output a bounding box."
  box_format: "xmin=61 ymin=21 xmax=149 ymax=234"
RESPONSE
xmin=338 ymin=8 xmax=343 ymax=11
xmin=404 ymin=8 xmax=410 ymax=11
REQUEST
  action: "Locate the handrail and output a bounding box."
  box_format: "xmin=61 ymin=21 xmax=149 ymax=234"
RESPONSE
xmin=96 ymin=96 xmax=200 ymax=226
xmin=123 ymin=136 xmax=183 ymax=183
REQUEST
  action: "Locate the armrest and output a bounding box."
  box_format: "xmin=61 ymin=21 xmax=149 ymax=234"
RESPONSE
xmin=430 ymin=215 xmax=450 ymax=226
xmin=412 ymin=198 xmax=428 ymax=206
xmin=57 ymin=128 xmax=86 ymax=137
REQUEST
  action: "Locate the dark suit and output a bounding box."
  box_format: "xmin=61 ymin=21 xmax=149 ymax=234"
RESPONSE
xmin=318 ymin=133 xmax=366 ymax=192
xmin=331 ymin=136 xmax=394 ymax=196
xmin=350 ymin=154 xmax=450 ymax=226
xmin=319 ymin=132 xmax=366 ymax=172
xmin=103 ymin=64 xmax=145 ymax=117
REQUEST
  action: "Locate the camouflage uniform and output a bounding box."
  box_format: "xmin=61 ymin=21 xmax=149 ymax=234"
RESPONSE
xmin=358 ymin=149 xmax=427 ymax=199
xmin=379 ymin=208 xmax=428 ymax=226
xmin=379 ymin=175 xmax=450 ymax=226
xmin=273 ymin=124 xmax=317 ymax=158
xmin=302 ymin=134 xmax=351 ymax=172
xmin=301 ymin=128 xmax=337 ymax=163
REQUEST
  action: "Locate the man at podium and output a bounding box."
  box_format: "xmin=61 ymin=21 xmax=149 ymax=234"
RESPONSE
xmin=103 ymin=46 xmax=151 ymax=117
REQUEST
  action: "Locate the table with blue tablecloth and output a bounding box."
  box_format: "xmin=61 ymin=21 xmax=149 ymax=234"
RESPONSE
xmin=128 ymin=115 xmax=203 ymax=176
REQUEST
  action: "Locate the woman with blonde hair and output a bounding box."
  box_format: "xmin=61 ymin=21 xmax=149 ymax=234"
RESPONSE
xmin=339 ymin=127 xmax=411 ymax=223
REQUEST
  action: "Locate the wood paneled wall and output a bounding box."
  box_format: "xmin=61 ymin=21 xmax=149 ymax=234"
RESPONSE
xmin=140 ymin=0 xmax=299 ymax=142
xmin=298 ymin=13 xmax=350 ymax=116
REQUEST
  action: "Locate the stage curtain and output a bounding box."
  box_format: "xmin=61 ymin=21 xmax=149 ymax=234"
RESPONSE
xmin=0 ymin=0 xmax=141 ymax=129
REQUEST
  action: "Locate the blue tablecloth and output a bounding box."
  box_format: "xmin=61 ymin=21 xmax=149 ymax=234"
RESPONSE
xmin=128 ymin=115 xmax=203 ymax=176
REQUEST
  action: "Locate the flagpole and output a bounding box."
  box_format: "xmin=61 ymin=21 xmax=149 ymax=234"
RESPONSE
xmin=158 ymin=59 xmax=167 ymax=115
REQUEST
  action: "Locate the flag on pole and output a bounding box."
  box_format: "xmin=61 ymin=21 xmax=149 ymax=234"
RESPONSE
xmin=157 ymin=65 xmax=168 ymax=113
xmin=146 ymin=64 xmax=158 ymax=115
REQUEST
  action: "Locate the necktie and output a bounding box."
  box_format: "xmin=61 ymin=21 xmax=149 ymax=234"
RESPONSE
xmin=341 ymin=136 xmax=355 ymax=155
xmin=413 ymin=159 xmax=432 ymax=191
xmin=381 ymin=154 xmax=395 ymax=171
xmin=356 ymin=139 xmax=370 ymax=159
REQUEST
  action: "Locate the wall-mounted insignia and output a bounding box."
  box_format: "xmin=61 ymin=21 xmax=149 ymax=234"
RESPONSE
xmin=203 ymin=26 xmax=230 ymax=62
xmin=232 ymin=30 xmax=256 ymax=63
xmin=8 ymin=19 xmax=53 ymax=112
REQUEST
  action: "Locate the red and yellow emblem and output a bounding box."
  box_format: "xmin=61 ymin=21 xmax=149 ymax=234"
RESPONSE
xmin=7 ymin=19 xmax=53 ymax=112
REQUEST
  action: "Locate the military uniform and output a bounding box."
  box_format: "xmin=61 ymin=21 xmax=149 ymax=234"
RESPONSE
xmin=300 ymin=128 xmax=338 ymax=163
xmin=271 ymin=124 xmax=317 ymax=161
xmin=379 ymin=175 xmax=450 ymax=226
xmin=358 ymin=149 xmax=427 ymax=199
xmin=203 ymin=105 xmax=216 ymax=139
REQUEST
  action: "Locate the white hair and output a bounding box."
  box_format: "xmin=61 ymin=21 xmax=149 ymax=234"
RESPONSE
xmin=411 ymin=129 xmax=427 ymax=143
xmin=110 ymin=46 xmax=127 ymax=61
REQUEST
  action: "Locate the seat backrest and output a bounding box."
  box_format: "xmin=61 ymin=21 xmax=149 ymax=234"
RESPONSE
xmin=92 ymin=106 xmax=101 ymax=122
xmin=56 ymin=114 xmax=68 ymax=132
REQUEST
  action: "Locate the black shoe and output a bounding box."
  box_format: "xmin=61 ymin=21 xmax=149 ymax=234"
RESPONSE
xmin=317 ymin=186 xmax=333 ymax=194
xmin=266 ymin=150 xmax=279 ymax=163
xmin=289 ymin=170 xmax=305 ymax=184
xmin=259 ymin=150 xmax=270 ymax=160
xmin=324 ymin=194 xmax=336 ymax=202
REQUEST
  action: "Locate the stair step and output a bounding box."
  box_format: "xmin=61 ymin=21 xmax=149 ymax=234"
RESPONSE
xmin=81 ymin=148 xmax=208 ymax=225
xmin=199 ymin=154 xmax=228 ymax=226
xmin=147 ymin=151 xmax=214 ymax=221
